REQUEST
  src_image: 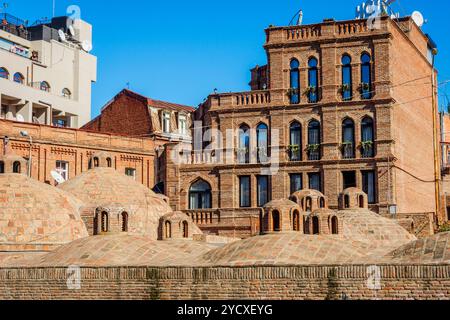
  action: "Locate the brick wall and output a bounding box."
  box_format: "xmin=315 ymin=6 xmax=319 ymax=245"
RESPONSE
xmin=0 ymin=119 xmax=157 ymax=188
xmin=0 ymin=265 xmax=448 ymax=300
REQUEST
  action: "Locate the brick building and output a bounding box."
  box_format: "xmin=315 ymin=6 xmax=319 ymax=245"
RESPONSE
xmin=164 ymin=15 xmax=442 ymax=238
xmin=0 ymin=119 xmax=158 ymax=187
xmin=82 ymin=89 xmax=194 ymax=187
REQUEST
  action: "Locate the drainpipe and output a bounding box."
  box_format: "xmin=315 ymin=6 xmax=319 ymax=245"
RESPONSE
xmin=431 ymin=48 xmax=440 ymax=227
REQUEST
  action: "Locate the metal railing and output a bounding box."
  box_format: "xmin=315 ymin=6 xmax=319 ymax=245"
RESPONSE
xmin=342 ymin=144 xmax=355 ymax=159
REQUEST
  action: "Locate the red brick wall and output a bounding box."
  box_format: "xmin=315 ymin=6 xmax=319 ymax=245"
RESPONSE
xmin=0 ymin=265 xmax=448 ymax=300
xmin=83 ymin=94 xmax=153 ymax=137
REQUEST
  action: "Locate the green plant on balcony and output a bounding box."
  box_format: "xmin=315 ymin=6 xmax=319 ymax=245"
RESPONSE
xmin=360 ymin=82 xmax=370 ymax=92
xmin=287 ymin=88 xmax=300 ymax=97
xmin=340 ymin=83 xmax=351 ymax=93
xmin=288 ymin=145 xmax=301 ymax=152
xmin=303 ymin=85 xmax=317 ymax=96
xmin=306 ymin=144 xmax=320 ymax=152
xmin=360 ymin=140 xmax=374 ymax=150
xmin=438 ymin=222 xmax=450 ymax=233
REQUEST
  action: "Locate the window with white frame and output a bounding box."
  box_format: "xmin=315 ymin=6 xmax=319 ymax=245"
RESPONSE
xmin=125 ymin=168 xmax=136 ymax=180
xmin=55 ymin=161 xmax=69 ymax=182
xmin=162 ymin=112 xmax=171 ymax=133
xmin=179 ymin=114 xmax=187 ymax=135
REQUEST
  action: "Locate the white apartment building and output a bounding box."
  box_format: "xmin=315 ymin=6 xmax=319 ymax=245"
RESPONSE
xmin=0 ymin=14 xmax=97 ymax=128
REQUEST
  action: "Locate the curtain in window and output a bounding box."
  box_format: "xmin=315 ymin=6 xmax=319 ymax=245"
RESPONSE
xmin=240 ymin=176 xmax=251 ymax=207
xmin=290 ymin=59 xmax=300 ymax=104
xmin=189 ymin=180 xmax=212 ymax=209
xmin=361 ymin=53 xmax=372 ymax=99
xmin=309 ymin=173 xmax=321 ymax=191
xmin=308 ymin=58 xmax=318 ymax=103
xmin=342 ymin=55 xmax=352 ymax=100
xmin=239 ymin=125 xmax=250 ymax=164
xmin=257 ymin=176 xmax=269 ymax=207
xmin=257 ymin=123 xmax=268 ymax=163
xmin=290 ymin=122 xmax=302 ymax=161
xmin=362 ymin=171 xmax=376 ymax=204
xmin=290 ymin=174 xmax=302 ymax=194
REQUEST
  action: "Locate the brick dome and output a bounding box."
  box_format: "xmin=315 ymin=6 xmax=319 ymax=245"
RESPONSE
xmin=34 ymin=234 xmax=215 ymax=267
xmin=202 ymin=233 xmax=369 ymax=266
xmin=0 ymin=174 xmax=88 ymax=252
xmin=58 ymin=167 xmax=173 ymax=240
xmin=385 ymin=232 xmax=450 ymax=265
xmin=338 ymin=209 xmax=417 ymax=254
xmin=290 ymin=189 xmax=328 ymax=211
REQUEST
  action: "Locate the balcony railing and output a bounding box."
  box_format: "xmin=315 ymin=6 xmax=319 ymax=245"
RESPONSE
xmin=361 ymin=142 xmax=375 ymax=158
xmin=342 ymin=143 xmax=355 ymax=159
xmin=1 ymin=13 xmax=30 ymax=40
xmin=307 ymin=144 xmax=321 ymax=161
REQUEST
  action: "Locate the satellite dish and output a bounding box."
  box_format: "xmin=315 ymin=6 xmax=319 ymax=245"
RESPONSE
xmin=51 ymin=170 xmax=66 ymax=184
xmin=411 ymin=11 xmax=424 ymax=27
xmin=16 ymin=114 xmax=25 ymax=122
xmin=81 ymin=40 xmax=93 ymax=52
xmin=58 ymin=29 xmax=67 ymax=42
xmin=68 ymin=25 xmax=75 ymax=36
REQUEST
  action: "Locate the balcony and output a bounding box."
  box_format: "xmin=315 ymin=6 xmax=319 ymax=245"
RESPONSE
xmin=207 ymin=90 xmax=271 ymax=110
xmin=361 ymin=142 xmax=375 ymax=158
xmin=341 ymin=143 xmax=355 ymax=159
xmin=307 ymin=144 xmax=321 ymax=161
xmin=0 ymin=13 xmax=30 ymax=40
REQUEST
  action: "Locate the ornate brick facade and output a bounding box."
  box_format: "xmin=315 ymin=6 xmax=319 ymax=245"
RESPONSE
xmin=164 ymin=16 xmax=442 ymax=238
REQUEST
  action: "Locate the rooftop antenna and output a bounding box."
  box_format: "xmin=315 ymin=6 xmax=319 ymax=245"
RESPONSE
xmin=297 ymin=10 xmax=303 ymax=25
xmin=288 ymin=8 xmax=303 ymax=26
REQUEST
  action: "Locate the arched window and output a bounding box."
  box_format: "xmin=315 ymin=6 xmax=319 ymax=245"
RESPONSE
xmin=238 ymin=124 xmax=250 ymax=164
xmin=121 ymin=212 xmax=128 ymax=232
xmin=331 ymin=216 xmax=339 ymax=234
xmin=0 ymin=67 xmax=9 ymax=79
xmin=359 ymin=195 xmax=365 ymax=208
xmin=341 ymin=55 xmax=352 ymax=101
xmin=319 ymin=197 xmax=326 ymax=208
xmin=308 ymin=120 xmax=321 ymax=160
xmin=289 ymin=121 xmax=302 ymax=161
xmin=0 ymin=161 xmax=4 ymax=173
xmin=307 ymin=58 xmax=319 ymax=103
xmin=342 ymin=118 xmax=355 ymax=159
xmin=256 ymin=123 xmax=268 ymax=163
xmin=189 ymin=179 xmax=212 ymax=209
xmin=13 ymin=161 xmax=20 ymax=173
xmin=312 ymin=216 xmax=320 ymax=235
xmin=101 ymin=212 xmax=109 ymax=233
xmin=40 ymin=81 xmax=50 ymax=92
xmin=62 ymin=88 xmax=72 ymax=99
xmin=289 ymin=59 xmax=300 ymax=104
xmin=305 ymin=197 xmax=312 ymax=212
xmin=304 ymin=217 xmax=310 ymax=234
xmin=361 ymin=117 xmax=375 ymax=158
xmin=292 ymin=210 xmax=300 ymax=231
xmin=183 ymin=221 xmax=189 ymax=238
xmin=13 ymin=72 xmax=24 ymax=84
xmin=93 ymin=157 xmax=99 ymax=167
xmin=106 ymin=157 xmax=112 ymax=168
xmin=165 ymin=221 xmax=172 ymax=239
xmin=272 ymin=210 xmax=281 ymax=232
xmin=361 ymin=53 xmax=372 ymax=99
xmin=344 ymin=195 xmax=350 ymax=208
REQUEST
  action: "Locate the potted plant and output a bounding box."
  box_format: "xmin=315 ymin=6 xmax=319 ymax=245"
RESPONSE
xmin=360 ymin=82 xmax=370 ymax=92
xmin=287 ymin=88 xmax=299 ymax=97
xmin=288 ymin=145 xmax=301 ymax=153
xmin=340 ymin=83 xmax=351 ymax=93
xmin=306 ymin=144 xmax=320 ymax=152
xmin=360 ymin=140 xmax=374 ymax=150
xmin=303 ymin=86 xmax=317 ymax=96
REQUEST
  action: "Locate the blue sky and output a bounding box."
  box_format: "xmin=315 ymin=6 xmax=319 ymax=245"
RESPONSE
xmin=5 ymin=0 xmax=450 ymax=116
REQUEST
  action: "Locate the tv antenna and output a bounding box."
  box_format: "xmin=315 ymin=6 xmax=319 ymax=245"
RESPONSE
xmin=288 ymin=9 xmax=304 ymax=26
